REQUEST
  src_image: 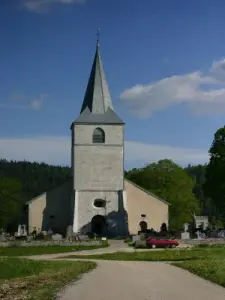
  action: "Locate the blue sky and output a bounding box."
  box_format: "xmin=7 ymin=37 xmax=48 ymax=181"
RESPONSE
xmin=1 ymin=0 xmax=225 ymax=169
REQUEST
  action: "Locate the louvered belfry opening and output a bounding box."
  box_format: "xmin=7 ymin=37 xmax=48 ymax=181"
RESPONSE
xmin=92 ymin=127 xmax=105 ymax=143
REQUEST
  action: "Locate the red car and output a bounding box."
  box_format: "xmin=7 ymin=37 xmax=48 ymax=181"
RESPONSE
xmin=147 ymin=237 xmax=179 ymax=249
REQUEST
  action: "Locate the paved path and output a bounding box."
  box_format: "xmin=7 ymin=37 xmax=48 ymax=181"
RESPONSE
xmin=59 ymin=260 xmax=225 ymax=300
xmin=28 ymin=240 xmax=188 ymax=261
xmin=26 ymin=240 xmax=224 ymax=300
xmin=26 ymin=240 xmax=134 ymax=260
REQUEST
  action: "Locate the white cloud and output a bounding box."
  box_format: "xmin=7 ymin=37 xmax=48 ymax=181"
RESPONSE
xmin=30 ymin=98 xmax=43 ymax=110
xmin=20 ymin=0 xmax=85 ymax=13
xmin=0 ymin=136 xmax=208 ymax=168
xmin=125 ymin=141 xmax=208 ymax=168
xmin=0 ymin=94 xmax=44 ymax=110
xmin=120 ymin=58 xmax=225 ymax=118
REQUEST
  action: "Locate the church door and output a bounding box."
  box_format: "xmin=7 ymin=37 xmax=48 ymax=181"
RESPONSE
xmin=139 ymin=221 xmax=148 ymax=231
xmin=91 ymin=215 xmax=106 ymax=235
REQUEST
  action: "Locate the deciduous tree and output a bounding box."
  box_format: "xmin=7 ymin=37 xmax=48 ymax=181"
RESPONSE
xmin=204 ymin=126 xmax=225 ymax=221
xmin=0 ymin=177 xmax=23 ymax=228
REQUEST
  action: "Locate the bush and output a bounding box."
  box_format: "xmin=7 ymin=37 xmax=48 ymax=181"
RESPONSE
xmin=134 ymin=240 xmax=147 ymax=249
xmin=34 ymin=232 xmax=45 ymax=240
xmin=124 ymin=237 xmax=132 ymax=243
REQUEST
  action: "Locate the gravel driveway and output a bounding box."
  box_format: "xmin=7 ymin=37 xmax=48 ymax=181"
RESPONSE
xmin=59 ymin=260 xmax=225 ymax=300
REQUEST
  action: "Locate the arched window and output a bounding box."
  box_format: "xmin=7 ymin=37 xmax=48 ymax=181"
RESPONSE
xmin=92 ymin=128 xmax=105 ymax=143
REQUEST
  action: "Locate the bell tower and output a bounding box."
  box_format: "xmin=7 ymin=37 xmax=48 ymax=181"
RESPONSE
xmin=70 ymin=37 xmax=127 ymax=236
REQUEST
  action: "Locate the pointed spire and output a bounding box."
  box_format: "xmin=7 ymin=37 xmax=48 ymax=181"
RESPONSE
xmin=73 ymin=34 xmax=124 ymax=125
xmin=80 ymin=32 xmax=114 ymax=115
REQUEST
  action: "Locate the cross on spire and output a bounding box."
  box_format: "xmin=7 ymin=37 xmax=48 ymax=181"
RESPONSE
xmin=96 ymin=28 xmax=100 ymax=46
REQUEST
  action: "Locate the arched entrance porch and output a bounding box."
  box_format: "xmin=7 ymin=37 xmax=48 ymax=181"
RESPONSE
xmin=91 ymin=215 xmax=106 ymax=235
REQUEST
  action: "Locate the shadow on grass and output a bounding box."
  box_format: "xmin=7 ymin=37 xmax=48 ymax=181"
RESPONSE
xmin=0 ymin=243 xmax=109 ymax=257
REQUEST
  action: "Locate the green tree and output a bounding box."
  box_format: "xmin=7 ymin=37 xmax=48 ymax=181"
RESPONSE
xmin=184 ymin=164 xmax=211 ymax=215
xmin=0 ymin=177 xmax=23 ymax=228
xmin=126 ymin=159 xmax=200 ymax=231
xmin=204 ymin=126 xmax=225 ymax=221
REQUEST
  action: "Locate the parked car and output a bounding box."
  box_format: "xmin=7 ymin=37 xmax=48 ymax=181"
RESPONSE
xmin=146 ymin=237 xmax=179 ymax=249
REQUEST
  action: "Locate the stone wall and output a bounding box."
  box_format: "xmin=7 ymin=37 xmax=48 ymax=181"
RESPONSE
xmin=0 ymin=240 xmax=103 ymax=247
xmin=180 ymin=238 xmax=225 ymax=245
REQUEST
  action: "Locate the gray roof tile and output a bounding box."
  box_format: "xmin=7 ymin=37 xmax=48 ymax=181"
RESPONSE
xmin=73 ymin=42 xmax=124 ymax=125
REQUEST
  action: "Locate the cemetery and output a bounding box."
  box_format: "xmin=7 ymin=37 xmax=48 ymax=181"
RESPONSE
xmin=128 ymin=216 xmax=225 ymax=250
xmin=0 ymin=224 xmax=109 ymax=257
xmin=1 ymin=213 xmax=225 ymax=253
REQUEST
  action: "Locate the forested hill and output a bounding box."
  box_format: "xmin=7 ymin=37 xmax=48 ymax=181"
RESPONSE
xmin=0 ymin=159 xmax=70 ymax=202
xmin=0 ymin=158 xmax=214 ymax=230
xmin=2 ymin=126 xmax=225 ymax=230
xmin=0 ymin=158 xmax=206 ymax=204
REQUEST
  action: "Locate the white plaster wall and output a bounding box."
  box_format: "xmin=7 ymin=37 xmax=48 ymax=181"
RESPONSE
xmin=72 ymin=124 xmax=124 ymax=191
xmin=28 ymin=179 xmax=72 ymax=234
xmin=74 ymin=145 xmax=123 ymax=190
xmin=76 ymin=190 xmax=120 ymax=234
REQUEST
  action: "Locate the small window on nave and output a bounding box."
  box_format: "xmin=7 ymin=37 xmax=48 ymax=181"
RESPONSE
xmin=92 ymin=128 xmax=105 ymax=143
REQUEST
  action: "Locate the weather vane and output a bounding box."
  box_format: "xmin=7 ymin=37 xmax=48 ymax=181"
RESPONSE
xmin=96 ymin=28 xmax=100 ymax=45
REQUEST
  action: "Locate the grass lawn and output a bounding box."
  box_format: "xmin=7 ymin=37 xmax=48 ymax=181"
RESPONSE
xmin=172 ymin=259 xmax=225 ymax=287
xmin=0 ymin=257 xmax=96 ymax=300
xmin=0 ymin=243 xmax=108 ymax=256
xmin=59 ymin=246 xmax=225 ymax=261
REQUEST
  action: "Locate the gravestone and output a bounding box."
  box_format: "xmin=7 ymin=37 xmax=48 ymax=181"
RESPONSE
xmin=22 ymin=224 xmax=27 ymax=236
xmin=132 ymin=235 xmax=141 ymax=243
xmin=26 ymin=235 xmax=33 ymax=242
xmin=0 ymin=230 xmax=6 ymax=242
xmin=66 ymin=225 xmax=74 ymax=241
xmin=194 ymin=215 xmax=209 ymax=230
xmin=181 ymin=232 xmax=190 ymax=240
xmin=79 ymin=234 xmax=89 ymax=242
xmin=52 ymin=234 xmax=63 ymax=241
xmin=218 ymin=230 xmax=225 ymax=238
xmin=16 ymin=224 xmax=22 ymax=237
xmin=47 ymin=228 xmax=53 ymax=238
xmin=181 ymin=223 xmax=190 ymax=240
xmin=201 ymin=232 xmax=206 ymax=239
xmin=196 ymin=231 xmax=202 ymax=240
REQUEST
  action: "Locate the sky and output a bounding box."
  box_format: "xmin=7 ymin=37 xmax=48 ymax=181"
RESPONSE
xmin=1 ymin=0 xmax=225 ymax=170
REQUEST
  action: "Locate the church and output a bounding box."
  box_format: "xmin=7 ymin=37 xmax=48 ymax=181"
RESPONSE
xmin=26 ymin=39 xmax=169 ymax=237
